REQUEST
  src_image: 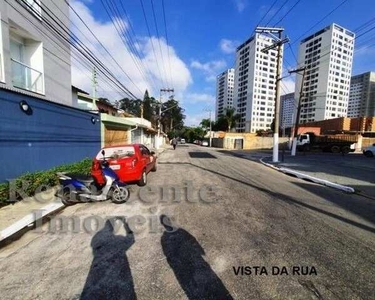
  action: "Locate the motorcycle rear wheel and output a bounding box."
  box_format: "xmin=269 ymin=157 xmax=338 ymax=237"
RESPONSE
xmin=61 ymin=188 xmax=75 ymax=206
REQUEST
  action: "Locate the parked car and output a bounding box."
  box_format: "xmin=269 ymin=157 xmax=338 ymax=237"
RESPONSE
xmin=180 ymin=138 xmax=186 ymax=144
xmin=201 ymin=140 xmax=209 ymax=147
xmin=363 ymin=143 xmax=375 ymax=157
xmin=93 ymin=144 xmax=157 ymax=186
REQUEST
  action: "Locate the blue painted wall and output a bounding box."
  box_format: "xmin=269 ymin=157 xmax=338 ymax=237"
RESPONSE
xmin=0 ymin=89 xmax=101 ymax=182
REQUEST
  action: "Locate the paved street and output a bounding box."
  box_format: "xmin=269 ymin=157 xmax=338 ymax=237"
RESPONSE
xmin=1 ymin=144 xmax=375 ymax=299
xmin=263 ymin=152 xmax=375 ymax=198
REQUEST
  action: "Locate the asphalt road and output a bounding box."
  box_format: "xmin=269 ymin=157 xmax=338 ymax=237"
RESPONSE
xmin=263 ymin=151 xmax=375 ymax=198
xmin=1 ymin=144 xmax=374 ymax=299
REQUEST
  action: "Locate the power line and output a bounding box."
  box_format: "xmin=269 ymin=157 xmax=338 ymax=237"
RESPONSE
xmin=310 ymin=22 xmax=375 ymax=67
xmin=288 ymin=16 xmax=375 ymax=75
xmin=64 ymin=0 xmax=145 ymax=97
xmin=107 ymin=0 xmax=158 ymax=92
xmin=150 ymin=0 xmax=169 ymax=87
xmin=279 ymin=19 xmax=375 ymax=122
xmin=290 ymin=0 xmax=349 ymax=46
xmin=161 ymin=0 xmax=174 ymax=90
xmin=101 ymin=0 xmax=150 ymax=93
xmin=288 ymin=42 xmax=298 ymax=64
xmin=27 ymin=0 xmax=139 ymax=99
xmin=265 ymin=0 xmax=291 ymax=26
xmin=257 ymin=0 xmax=280 ymax=26
xmin=50 ymin=0 xmax=140 ymax=98
xmin=5 ymin=0 xmax=113 ymax=97
xmin=116 ymin=0 xmax=159 ymax=92
xmin=35 ymin=1 xmax=137 ymax=99
xmin=273 ymin=0 xmax=303 ymax=26
xmin=139 ymin=0 xmax=167 ymax=88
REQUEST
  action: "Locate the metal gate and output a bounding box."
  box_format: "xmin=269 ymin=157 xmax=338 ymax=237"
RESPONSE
xmin=234 ymin=138 xmax=243 ymax=150
xmin=131 ymin=128 xmax=142 ymax=144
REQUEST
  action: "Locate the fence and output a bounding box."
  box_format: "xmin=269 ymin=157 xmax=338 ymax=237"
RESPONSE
xmin=0 ymin=89 xmax=101 ymax=181
xmin=215 ymin=133 xmax=289 ymax=150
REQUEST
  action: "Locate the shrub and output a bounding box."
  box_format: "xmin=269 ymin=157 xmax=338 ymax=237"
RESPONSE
xmin=0 ymin=158 xmax=92 ymax=207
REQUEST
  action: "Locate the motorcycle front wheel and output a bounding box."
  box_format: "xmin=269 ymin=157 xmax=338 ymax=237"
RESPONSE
xmin=110 ymin=186 xmax=130 ymax=204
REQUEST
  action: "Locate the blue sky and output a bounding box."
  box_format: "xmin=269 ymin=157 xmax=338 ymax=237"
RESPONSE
xmin=72 ymin=0 xmax=375 ymax=126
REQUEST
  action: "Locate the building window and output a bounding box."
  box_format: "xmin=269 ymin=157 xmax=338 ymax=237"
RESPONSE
xmin=9 ymin=23 xmax=44 ymax=94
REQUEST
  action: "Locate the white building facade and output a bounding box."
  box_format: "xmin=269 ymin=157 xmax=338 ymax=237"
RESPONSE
xmin=234 ymin=33 xmax=282 ymax=133
xmin=215 ymin=69 xmax=234 ymax=119
xmin=0 ymin=0 xmax=72 ymax=106
xmin=348 ymin=71 xmax=375 ymax=118
xmin=295 ymin=23 xmax=354 ymax=123
xmin=280 ymin=92 xmax=296 ymax=128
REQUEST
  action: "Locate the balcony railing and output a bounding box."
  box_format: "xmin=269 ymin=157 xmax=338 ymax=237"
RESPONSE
xmin=11 ymin=58 xmax=44 ymax=94
xmin=0 ymin=53 xmax=3 ymax=82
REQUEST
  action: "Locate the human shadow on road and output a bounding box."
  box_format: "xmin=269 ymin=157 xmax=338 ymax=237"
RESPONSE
xmin=81 ymin=218 xmax=136 ymax=300
xmin=160 ymin=214 xmax=233 ymax=300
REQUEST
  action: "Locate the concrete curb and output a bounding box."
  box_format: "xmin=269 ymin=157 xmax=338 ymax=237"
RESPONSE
xmin=259 ymin=156 xmax=280 ymax=171
xmin=157 ymin=145 xmax=170 ymax=156
xmin=259 ymin=156 xmax=355 ymax=194
xmin=0 ymin=202 xmax=64 ymax=243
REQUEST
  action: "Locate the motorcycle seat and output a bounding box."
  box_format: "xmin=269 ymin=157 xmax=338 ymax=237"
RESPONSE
xmin=66 ymin=174 xmax=95 ymax=185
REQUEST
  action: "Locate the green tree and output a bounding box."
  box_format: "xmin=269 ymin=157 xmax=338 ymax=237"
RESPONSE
xmin=118 ymin=97 xmax=142 ymax=116
xmin=212 ymin=116 xmax=228 ymax=131
xmin=180 ymin=126 xmax=205 ymax=142
xmin=224 ymin=108 xmax=240 ymax=132
xmin=200 ymin=118 xmax=214 ymax=131
xmin=161 ymin=99 xmax=185 ymax=133
xmin=143 ymin=90 xmax=159 ymax=124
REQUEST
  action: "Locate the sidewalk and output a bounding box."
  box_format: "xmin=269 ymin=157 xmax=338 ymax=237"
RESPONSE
xmin=0 ymin=144 xmax=171 ymax=243
xmin=0 ymin=188 xmax=62 ymax=242
xmin=262 ymin=152 xmax=375 ymax=198
xmin=157 ymin=143 xmax=171 ymax=155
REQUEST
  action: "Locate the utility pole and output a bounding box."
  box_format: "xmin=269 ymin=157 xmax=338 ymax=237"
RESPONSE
xmin=203 ymin=108 xmax=213 ymax=147
xmin=289 ymin=67 xmax=306 ymax=156
xmin=92 ymin=67 xmax=98 ymax=111
xmin=157 ymin=88 xmax=174 ymax=149
xmin=209 ymin=109 xmax=212 ymax=147
xmin=256 ymin=27 xmax=289 ymax=163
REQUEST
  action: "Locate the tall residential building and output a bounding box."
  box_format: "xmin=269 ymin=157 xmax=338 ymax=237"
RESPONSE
xmin=348 ymin=72 xmax=375 ymax=118
xmin=280 ymin=93 xmax=296 ymax=128
xmin=295 ymin=23 xmax=354 ymax=123
xmin=215 ymin=69 xmax=235 ymax=119
xmin=234 ymin=33 xmax=282 ymax=133
xmin=0 ymin=0 xmax=72 ymax=106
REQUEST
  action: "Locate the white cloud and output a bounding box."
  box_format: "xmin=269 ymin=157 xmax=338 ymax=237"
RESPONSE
xmin=190 ymin=59 xmax=227 ymax=82
xmin=219 ymin=39 xmax=239 ymax=54
xmin=281 ymin=78 xmax=296 ymax=95
xmin=205 ymin=75 xmax=217 ymax=82
xmin=185 ymin=112 xmax=211 ymax=127
xmin=70 ymin=0 xmax=192 ymax=100
xmin=191 ymin=59 xmax=227 ymax=72
xmin=183 ymin=93 xmax=215 ymax=104
xmin=233 ymin=0 xmax=248 ymax=12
